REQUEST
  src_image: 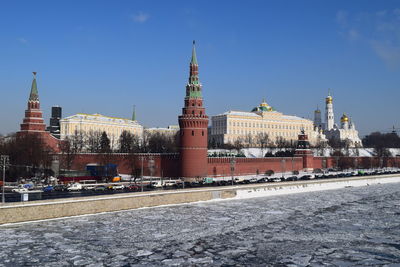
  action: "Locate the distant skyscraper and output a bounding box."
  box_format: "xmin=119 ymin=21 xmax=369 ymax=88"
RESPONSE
xmin=47 ymin=106 xmax=62 ymax=139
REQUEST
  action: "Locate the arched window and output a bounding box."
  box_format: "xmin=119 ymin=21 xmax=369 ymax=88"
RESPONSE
xmin=192 ymin=130 xmax=194 ymax=136
xmin=192 ymin=110 xmax=195 ymax=115
xmin=202 ymin=131 xmax=204 ymax=136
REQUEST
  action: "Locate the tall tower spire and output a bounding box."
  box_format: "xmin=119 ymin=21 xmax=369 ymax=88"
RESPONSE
xmin=20 ymin=72 xmax=46 ymax=132
xmin=29 ymin=72 xmax=39 ymax=102
xmin=186 ymin=40 xmax=202 ymax=98
xmin=132 ymin=105 xmax=136 ymax=121
xmin=325 ymin=89 xmax=334 ymax=130
xmin=179 ymin=41 xmax=209 ymax=180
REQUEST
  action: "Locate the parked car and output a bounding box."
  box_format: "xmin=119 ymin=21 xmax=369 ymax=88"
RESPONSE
xmin=110 ymin=184 xmax=125 ymax=190
xmin=83 ymin=184 xmax=97 ymax=190
xmin=94 ymin=185 xmax=107 ymax=191
xmin=286 ymin=176 xmax=298 ymax=181
xmin=42 ymin=185 xmax=54 ymax=192
xmin=248 ymin=177 xmax=258 ymax=183
xmin=12 ymin=187 xmax=29 ymax=193
xmin=67 ymin=183 xmax=83 ymax=191
xmin=127 ymin=184 xmax=140 ymax=191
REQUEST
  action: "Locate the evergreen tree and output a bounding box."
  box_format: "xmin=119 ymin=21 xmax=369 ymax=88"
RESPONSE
xmin=100 ymin=131 xmax=111 ymax=153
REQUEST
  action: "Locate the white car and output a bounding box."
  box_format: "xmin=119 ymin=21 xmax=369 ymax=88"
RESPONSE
xmin=67 ymin=183 xmax=83 ymax=191
xmin=111 ymin=184 xmax=125 ymax=190
xmin=12 ymin=187 xmax=29 ymax=193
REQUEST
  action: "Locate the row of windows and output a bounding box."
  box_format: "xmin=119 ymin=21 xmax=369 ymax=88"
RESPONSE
xmin=213 ymin=120 xmax=312 ymax=131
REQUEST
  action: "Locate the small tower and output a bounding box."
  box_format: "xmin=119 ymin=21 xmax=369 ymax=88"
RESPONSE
xmin=340 ymin=113 xmax=349 ymax=130
xmin=325 ymin=90 xmax=334 ymax=130
xmin=178 ymin=41 xmax=209 ymax=180
xmin=19 ymin=72 xmax=47 ymax=132
xmin=314 ymin=106 xmax=322 ymax=129
xmin=294 ymin=129 xmax=314 ymax=171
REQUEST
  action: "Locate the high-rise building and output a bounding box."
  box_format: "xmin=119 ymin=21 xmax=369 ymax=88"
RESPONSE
xmin=178 ymin=41 xmax=209 ymax=180
xmin=47 ymin=106 xmax=62 ymax=139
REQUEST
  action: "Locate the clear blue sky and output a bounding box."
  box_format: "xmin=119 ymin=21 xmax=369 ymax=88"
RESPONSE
xmin=1 ymin=0 xmax=399 ymax=136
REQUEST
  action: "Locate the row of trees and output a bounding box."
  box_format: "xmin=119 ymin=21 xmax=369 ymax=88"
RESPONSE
xmin=0 ymin=134 xmax=54 ymax=179
xmin=209 ymin=133 xmax=299 ymax=150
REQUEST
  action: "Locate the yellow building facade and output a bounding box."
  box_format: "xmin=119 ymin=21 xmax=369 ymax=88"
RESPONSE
xmin=210 ymin=100 xmax=323 ymax=146
xmin=60 ymin=113 xmax=143 ymax=147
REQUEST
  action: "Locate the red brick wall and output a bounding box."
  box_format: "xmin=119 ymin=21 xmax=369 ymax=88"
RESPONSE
xmin=68 ymin=153 xmax=400 ymax=178
xmin=207 ymin=157 xmax=304 ymax=177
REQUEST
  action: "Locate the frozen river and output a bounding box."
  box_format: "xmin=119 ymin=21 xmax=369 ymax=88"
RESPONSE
xmin=1 ymin=182 xmax=400 ymax=266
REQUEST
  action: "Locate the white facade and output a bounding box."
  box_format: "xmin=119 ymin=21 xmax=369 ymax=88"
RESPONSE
xmin=60 ymin=113 xmax=143 ymax=148
xmin=210 ymin=100 xmax=324 ymax=147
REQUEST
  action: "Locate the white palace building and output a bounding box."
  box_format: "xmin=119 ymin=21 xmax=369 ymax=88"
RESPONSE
xmin=209 ymin=99 xmax=325 ymax=147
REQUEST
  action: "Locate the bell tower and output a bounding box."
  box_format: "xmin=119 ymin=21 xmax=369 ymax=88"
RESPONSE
xmin=178 ymin=41 xmax=209 ymax=180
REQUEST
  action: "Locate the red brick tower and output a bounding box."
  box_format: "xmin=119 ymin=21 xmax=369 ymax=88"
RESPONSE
xmin=294 ymin=129 xmax=314 ymax=171
xmin=20 ymin=72 xmax=47 ymax=132
xmin=18 ymin=72 xmax=61 ymax=152
xmin=179 ymin=41 xmax=209 ymax=180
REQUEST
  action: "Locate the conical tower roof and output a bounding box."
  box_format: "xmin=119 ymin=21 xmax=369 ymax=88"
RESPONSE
xmin=191 ymin=40 xmax=198 ymax=65
xmin=29 ymin=72 xmax=39 ymax=101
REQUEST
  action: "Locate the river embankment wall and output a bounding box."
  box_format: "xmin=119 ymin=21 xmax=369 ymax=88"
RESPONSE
xmin=1 ymin=175 xmax=399 ymax=225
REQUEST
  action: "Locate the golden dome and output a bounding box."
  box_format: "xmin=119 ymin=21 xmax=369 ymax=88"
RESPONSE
xmin=341 ymin=113 xmax=349 ymax=122
xmin=325 ymin=95 xmax=333 ymax=104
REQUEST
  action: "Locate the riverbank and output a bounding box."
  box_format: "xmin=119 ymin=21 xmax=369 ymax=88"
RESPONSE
xmin=1 ymin=174 xmax=399 ymax=225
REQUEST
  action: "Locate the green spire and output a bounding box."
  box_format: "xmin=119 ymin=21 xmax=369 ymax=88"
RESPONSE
xmin=29 ymin=72 xmax=39 ymax=101
xmin=191 ymin=40 xmax=198 ymax=65
xmin=132 ymin=105 xmax=136 ymax=121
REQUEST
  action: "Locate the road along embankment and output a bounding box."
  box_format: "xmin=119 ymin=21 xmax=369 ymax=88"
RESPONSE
xmin=1 ymin=175 xmax=399 ymax=225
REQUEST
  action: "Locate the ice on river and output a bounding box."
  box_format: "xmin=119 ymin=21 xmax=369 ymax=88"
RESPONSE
xmin=1 ymin=182 xmax=400 ymax=266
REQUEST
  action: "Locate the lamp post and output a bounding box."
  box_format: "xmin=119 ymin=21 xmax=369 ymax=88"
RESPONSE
xmin=148 ymin=158 xmax=155 ymax=188
xmin=281 ymin=159 xmax=286 ymax=179
xmin=1 ymin=155 xmax=10 ymax=204
xmin=230 ymin=158 xmax=236 ymax=186
xmin=140 ymin=156 xmax=144 ymax=192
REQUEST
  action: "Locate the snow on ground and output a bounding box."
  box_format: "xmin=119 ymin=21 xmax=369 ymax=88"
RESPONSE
xmin=1 ymin=182 xmax=400 ymax=266
xmin=209 ymin=147 xmax=400 ymax=158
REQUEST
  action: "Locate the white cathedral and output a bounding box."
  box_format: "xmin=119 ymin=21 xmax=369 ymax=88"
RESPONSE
xmin=314 ymin=92 xmax=362 ymax=147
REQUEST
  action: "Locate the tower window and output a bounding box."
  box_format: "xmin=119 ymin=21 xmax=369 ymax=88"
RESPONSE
xmin=192 ymin=130 xmax=194 ymax=136
xmin=202 ymin=131 xmax=204 ymax=136
xmin=200 ymin=111 xmax=202 ymax=116
xmin=192 ymin=111 xmax=195 ymax=115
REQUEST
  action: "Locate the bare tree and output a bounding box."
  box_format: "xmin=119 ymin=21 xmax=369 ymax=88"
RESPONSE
xmin=87 ymin=130 xmax=102 ymax=153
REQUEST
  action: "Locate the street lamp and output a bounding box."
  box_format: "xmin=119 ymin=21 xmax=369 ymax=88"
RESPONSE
xmin=230 ymin=158 xmax=236 ymax=186
xmin=148 ymin=158 xmax=155 ymax=188
xmin=281 ymin=159 xmax=286 ymax=179
xmin=140 ymin=156 xmax=144 ymax=192
xmin=1 ymin=155 xmax=10 ymax=204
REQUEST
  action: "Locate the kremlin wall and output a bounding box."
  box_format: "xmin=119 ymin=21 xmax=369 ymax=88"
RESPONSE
xmin=15 ymin=43 xmax=400 ymax=180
